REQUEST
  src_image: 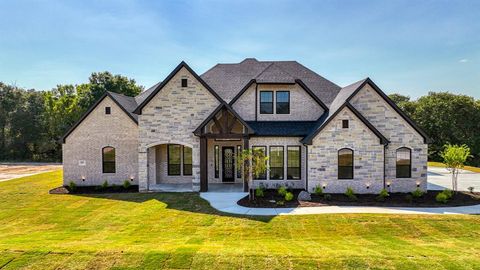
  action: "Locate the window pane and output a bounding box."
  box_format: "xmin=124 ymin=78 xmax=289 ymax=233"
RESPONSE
xmin=269 ymin=146 xmax=284 ymax=180
xmin=253 ymin=146 xmax=267 ymax=179
xmin=276 ymin=91 xmax=290 ymax=114
xmin=338 ymin=148 xmax=353 ymax=179
xmin=168 ymin=145 xmax=181 ymax=175
xmin=260 ymin=91 xmax=273 ymax=102
xmin=260 ymin=91 xmax=273 ymax=114
xmin=396 ymin=148 xmax=411 ymax=178
xmin=214 ymin=145 xmax=219 ymax=178
xmin=102 ymin=147 xmax=115 ymax=173
xmin=236 ymin=145 xmax=242 ymax=178
xmin=183 ymin=146 xmax=192 ymax=176
xmin=287 ymin=146 xmax=300 ymax=180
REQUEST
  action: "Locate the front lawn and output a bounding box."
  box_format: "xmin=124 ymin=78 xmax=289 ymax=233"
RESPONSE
xmin=0 ymin=171 xmax=479 ymax=269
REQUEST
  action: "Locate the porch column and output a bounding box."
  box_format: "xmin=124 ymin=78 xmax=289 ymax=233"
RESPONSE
xmin=243 ymin=137 xmax=249 ymax=192
xmin=200 ymin=137 xmax=208 ymax=192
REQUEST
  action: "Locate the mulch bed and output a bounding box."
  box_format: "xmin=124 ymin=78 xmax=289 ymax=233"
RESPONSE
xmin=49 ymin=185 xmax=139 ymax=194
xmin=237 ymin=189 xmax=480 ymax=208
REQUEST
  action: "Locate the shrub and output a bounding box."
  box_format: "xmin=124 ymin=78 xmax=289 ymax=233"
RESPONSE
xmin=323 ymin=194 xmax=332 ymax=201
xmin=436 ymin=192 xmax=448 ymax=204
xmin=285 ymin=192 xmax=294 ymax=201
xmin=276 ymin=200 xmax=285 ymax=206
xmin=376 ymin=189 xmax=389 ymax=202
xmin=405 ymin=194 xmax=413 ymax=203
xmin=96 ymin=180 xmax=109 ymax=191
xmin=111 ymin=184 xmax=120 ymax=191
xmin=345 ymin=187 xmax=357 ymax=201
xmin=278 ymin=186 xmax=288 ymax=197
xmin=442 ymin=189 xmax=454 ymax=199
xmin=314 ymin=185 xmax=323 ymax=196
xmin=123 ymin=180 xmax=131 ymax=189
xmin=468 ymin=186 xmax=475 ymax=193
xmin=68 ymin=181 xmax=77 ymax=192
xmin=255 ymin=187 xmax=264 ymax=197
xmin=411 ymin=188 xmax=424 ymax=199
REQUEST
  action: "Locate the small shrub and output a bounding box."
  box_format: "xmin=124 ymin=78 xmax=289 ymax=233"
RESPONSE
xmin=323 ymin=194 xmax=332 ymax=201
xmin=468 ymin=186 xmax=475 ymax=193
xmin=376 ymin=189 xmax=389 ymax=202
xmin=123 ymin=180 xmax=131 ymax=189
xmin=314 ymin=185 xmax=323 ymax=196
xmin=442 ymin=189 xmax=454 ymax=199
xmin=285 ymin=192 xmax=294 ymax=201
xmin=255 ymin=187 xmax=264 ymax=197
xmin=345 ymin=187 xmax=357 ymax=201
xmin=68 ymin=181 xmax=77 ymax=192
xmin=276 ymin=200 xmax=285 ymax=206
xmin=411 ymin=188 xmax=424 ymax=199
xmin=405 ymin=194 xmax=413 ymax=203
xmin=102 ymin=180 xmax=109 ymax=189
xmin=111 ymin=184 xmax=120 ymax=191
xmin=278 ymin=186 xmax=288 ymax=197
xmin=436 ymin=192 xmax=448 ymax=204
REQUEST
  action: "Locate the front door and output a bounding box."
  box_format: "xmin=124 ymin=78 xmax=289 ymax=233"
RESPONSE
xmin=222 ymin=147 xmax=235 ymax=182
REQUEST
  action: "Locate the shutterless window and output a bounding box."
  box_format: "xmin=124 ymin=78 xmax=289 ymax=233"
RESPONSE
xmin=269 ymin=146 xmax=284 ymax=180
xmin=236 ymin=145 xmax=242 ymax=178
xmin=183 ymin=146 xmax=192 ymax=176
xmin=338 ymin=148 xmax=354 ymax=179
xmin=276 ymin=91 xmax=290 ymax=114
xmin=214 ymin=145 xmax=219 ymax=178
xmin=102 ymin=146 xmax=115 ymax=173
xmin=260 ymin=91 xmax=273 ymax=114
xmin=342 ymin=119 xmax=349 ymax=128
xmin=105 ymin=107 xmax=111 ymax=114
xmin=287 ymin=146 xmax=301 ymax=180
xmin=396 ymin=147 xmax=411 ymax=178
xmin=252 ymin=146 xmax=267 ymax=179
xmin=168 ymin=144 xmax=181 ymax=175
xmin=181 ymin=78 xmax=188 ymax=87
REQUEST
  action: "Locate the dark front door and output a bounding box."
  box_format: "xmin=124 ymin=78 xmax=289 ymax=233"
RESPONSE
xmin=222 ymin=147 xmax=235 ymax=182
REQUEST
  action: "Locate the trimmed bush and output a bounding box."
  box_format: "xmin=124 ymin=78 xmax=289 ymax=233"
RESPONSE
xmin=68 ymin=181 xmax=77 ymax=192
xmin=376 ymin=189 xmax=389 ymax=202
xmin=102 ymin=180 xmax=109 ymax=189
xmin=255 ymin=187 xmax=264 ymax=197
xmin=442 ymin=189 xmax=454 ymax=199
xmin=411 ymin=188 xmax=424 ymax=199
xmin=285 ymin=192 xmax=294 ymax=201
xmin=123 ymin=180 xmax=131 ymax=189
xmin=345 ymin=187 xmax=357 ymax=201
xmin=278 ymin=186 xmax=288 ymax=197
xmin=436 ymin=192 xmax=448 ymax=204
xmin=314 ymin=185 xmax=323 ymax=196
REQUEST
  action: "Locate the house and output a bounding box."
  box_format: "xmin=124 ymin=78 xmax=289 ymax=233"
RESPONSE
xmin=62 ymin=58 xmax=429 ymax=194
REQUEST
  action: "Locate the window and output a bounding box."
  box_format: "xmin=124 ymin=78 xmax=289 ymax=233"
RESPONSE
xmin=181 ymin=78 xmax=188 ymax=87
xmin=236 ymin=145 xmax=242 ymax=178
xmin=183 ymin=146 xmax=192 ymax=176
xmin=276 ymin=91 xmax=290 ymax=114
xmin=252 ymin=146 xmax=267 ymax=179
xmin=102 ymin=146 xmax=115 ymax=173
xmin=338 ymin=148 xmax=353 ymax=179
xmin=214 ymin=145 xmax=219 ymax=178
xmin=287 ymin=146 xmax=301 ymax=180
xmin=342 ymin=119 xmax=349 ymax=128
xmin=396 ymin=147 xmax=411 ymax=178
xmin=269 ymin=146 xmax=284 ymax=180
xmin=260 ymin=91 xmax=273 ymax=114
xmin=168 ymin=144 xmax=181 ymax=175
xmin=105 ymin=107 xmax=111 ymax=114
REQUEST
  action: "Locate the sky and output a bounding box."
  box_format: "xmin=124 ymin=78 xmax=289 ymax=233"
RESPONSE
xmin=0 ymin=0 xmax=479 ymax=99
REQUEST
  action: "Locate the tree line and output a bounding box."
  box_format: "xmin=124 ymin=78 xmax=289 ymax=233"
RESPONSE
xmin=1 ymin=74 xmax=479 ymax=166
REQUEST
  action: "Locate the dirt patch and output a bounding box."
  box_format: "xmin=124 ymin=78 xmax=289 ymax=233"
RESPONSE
xmin=0 ymin=163 xmax=62 ymax=181
xmin=49 ymin=185 xmax=139 ymax=194
xmin=238 ymin=189 xmax=480 ymax=208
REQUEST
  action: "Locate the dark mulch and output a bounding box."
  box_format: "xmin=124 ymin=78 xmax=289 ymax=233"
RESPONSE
xmin=49 ymin=185 xmax=139 ymax=194
xmin=237 ymin=189 xmax=480 ymax=208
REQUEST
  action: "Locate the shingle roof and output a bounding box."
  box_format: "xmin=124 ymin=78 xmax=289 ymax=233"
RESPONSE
xmin=201 ymin=58 xmax=341 ymax=105
xmin=246 ymin=121 xmax=317 ymax=136
xmin=107 ymin=91 xmax=139 ymax=122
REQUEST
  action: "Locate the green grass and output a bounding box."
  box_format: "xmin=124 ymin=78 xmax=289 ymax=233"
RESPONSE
xmin=429 ymin=161 xmax=480 ymax=173
xmin=1 ymin=171 xmax=480 ymax=269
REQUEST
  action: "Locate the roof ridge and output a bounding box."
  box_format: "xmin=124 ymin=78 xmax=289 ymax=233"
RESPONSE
xmin=253 ymin=62 xmax=274 ymax=79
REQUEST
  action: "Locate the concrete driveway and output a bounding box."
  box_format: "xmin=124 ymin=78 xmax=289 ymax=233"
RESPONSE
xmin=428 ymin=166 xmax=480 ymax=191
xmin=0 ymin=163 xmax=62 ymax=182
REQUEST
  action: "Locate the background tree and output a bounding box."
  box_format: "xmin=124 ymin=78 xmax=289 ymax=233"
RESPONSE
xmin=440 ymin=144 xmax=471 ymax=192
xmin=237 ymin=148 xmax=269 ymax=199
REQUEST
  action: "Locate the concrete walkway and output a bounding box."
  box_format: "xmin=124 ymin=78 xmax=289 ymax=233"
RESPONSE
xmin=200 ymin=192 xmax=480 ymax=216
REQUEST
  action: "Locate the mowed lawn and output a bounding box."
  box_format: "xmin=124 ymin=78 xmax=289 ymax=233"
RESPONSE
xmin=0 ymin=172 xmax=479 ymax=270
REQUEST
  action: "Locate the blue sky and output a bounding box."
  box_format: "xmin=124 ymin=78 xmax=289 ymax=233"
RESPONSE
xmin=0 ymin=0 xmax=479 ymax=99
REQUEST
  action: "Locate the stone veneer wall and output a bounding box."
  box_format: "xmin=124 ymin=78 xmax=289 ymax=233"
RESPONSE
xmin=138 ymin=67 xmax=220 ymax=191
xmin=249 ymin=137 xmax=306 ymax=189
xmin=349 ymin=84 xmax=428 ymax=192
xmin=232 ymin=83 xmax=324 ymax=121
xmin=308 ymin=107 xmax=385 ymax=194
xmin=63 ymin=97 xmax=139 ymax=186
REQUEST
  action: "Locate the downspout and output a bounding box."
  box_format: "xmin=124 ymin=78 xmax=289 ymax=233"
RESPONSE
xmin=304 ymin=144 xmax=308 ymax=192
xmin=383 ymin=143 xmax=388 ymax=190
xmin=255 ymin=82 xmax=258 ymax=121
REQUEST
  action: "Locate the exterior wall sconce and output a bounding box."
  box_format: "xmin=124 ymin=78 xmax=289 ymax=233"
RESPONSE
xmin=416 ymin=182 xmax=420 ymax=188
xmin=322 ymin=184 xmax=326 ymax=189
xmin=130 ymin=176 xmax=134 ymax=182
xmin=386 ymin=182 xmax=391 ymax=188
xmin=366 ymin=184 xmax=370 ymax=189
xmin=81 ymin=176 xmax=85 ymax=182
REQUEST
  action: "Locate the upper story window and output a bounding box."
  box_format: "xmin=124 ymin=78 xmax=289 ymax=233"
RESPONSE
xmin=260 ymin=91 xmax=273 ymax=114
xmin=181 ymin=78 xmax=188 ymax=87
xmin=396 ymin=147 xmax=411 ymax=178
xmin=276 ymin=91 xmax=290 ymax=114
xmin=102 ymin=146 xmax=115 ymax=173
xmin=105 ymin=107 xmax=111 ymax=115
xmin=342 ymin=119 xmax=349 ymax=128
xmin=338 ymin=148 xmax=353 ymax=179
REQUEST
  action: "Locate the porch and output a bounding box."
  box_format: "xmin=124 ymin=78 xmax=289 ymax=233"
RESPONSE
xmin=148 ymin=183 xmax=243 ymax=193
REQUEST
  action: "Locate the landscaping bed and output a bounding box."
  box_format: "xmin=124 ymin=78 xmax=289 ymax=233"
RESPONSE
xmin=49 ymin=185 xmax=139 ymax=194
xmin=238 ymin=189 xmax=480 ymax=208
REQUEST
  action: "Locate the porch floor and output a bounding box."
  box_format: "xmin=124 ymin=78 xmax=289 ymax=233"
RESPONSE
xmin=148 ymin=183 xmax=243 ymax=192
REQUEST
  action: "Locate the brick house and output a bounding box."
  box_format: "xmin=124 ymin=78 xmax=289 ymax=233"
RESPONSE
xmin=62 ymin=58 xmax=430 ymax=194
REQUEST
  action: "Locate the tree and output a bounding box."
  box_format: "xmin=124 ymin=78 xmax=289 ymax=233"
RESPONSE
xmin=236 ymin=148 xmax=269 ymax=200
xmin=388 ymin=93 xmax=417 ymax=117
xmin=440 ymin=144 xmax=471 ymax=192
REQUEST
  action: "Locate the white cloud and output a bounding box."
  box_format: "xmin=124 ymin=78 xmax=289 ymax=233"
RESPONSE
xmin=459 ymin=59 xmax=469 ymax=63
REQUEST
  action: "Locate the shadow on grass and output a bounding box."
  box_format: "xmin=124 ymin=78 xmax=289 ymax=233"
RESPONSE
xmin=70 ymin=192 xmax=274 ymax=222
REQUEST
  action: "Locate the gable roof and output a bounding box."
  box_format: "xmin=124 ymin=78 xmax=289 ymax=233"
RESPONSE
xmin=201 ymin=58 xmax=341 ymax=105
xmin=133 ymin=61 xmax=224 ymax=114
xmin=61 ymin=92 xmax=138 ymax=143
xmin=193 ymin=103 xmax=254 ymax=136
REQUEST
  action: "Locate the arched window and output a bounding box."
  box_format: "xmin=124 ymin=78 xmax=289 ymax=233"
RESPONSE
xmin=102 ymin=147 xmax=116 ymax=173
xmin=338 ymin=148 xmax=353 ymax=179
xmin=396 ymin=147 xmax=411 ymax=178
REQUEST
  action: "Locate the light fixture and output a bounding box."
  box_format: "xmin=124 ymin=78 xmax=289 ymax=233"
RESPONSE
xmin=130 ymin=176 xmax=134 ymax=182
xmin=322 ymin=184 xmax=326 ymax=189
xmin=416 ymin=182 xmax=420 ymax=188
xmin=366 ymin=183 xmax=370 ymax=189
xmin=81 ymin=176 xmax=85 ymax=182
xmin=386 ymin=182 xmax=391 ymax=188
